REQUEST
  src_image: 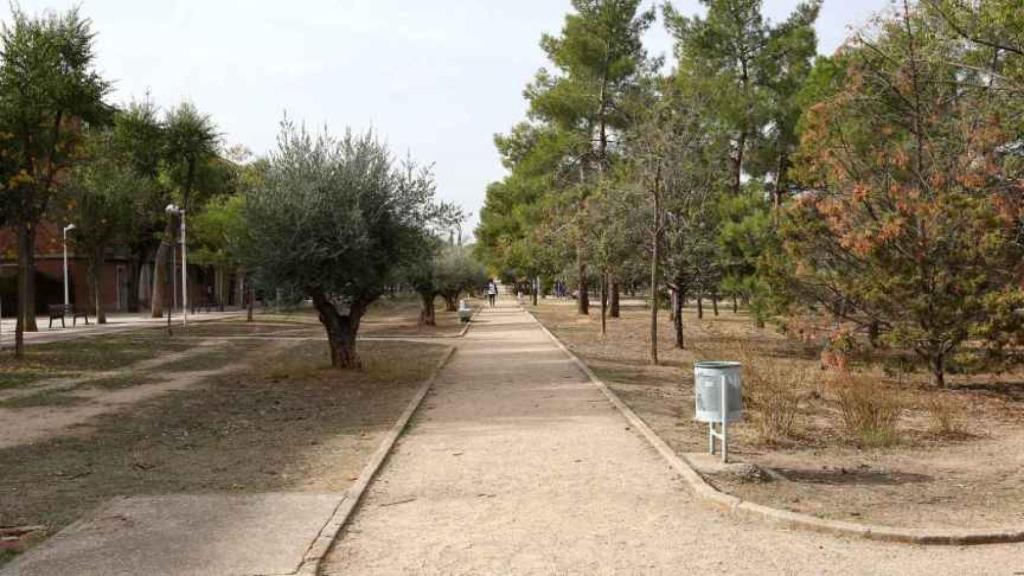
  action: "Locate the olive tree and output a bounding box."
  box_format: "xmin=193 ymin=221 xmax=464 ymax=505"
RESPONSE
xmin=244 ymin=122 xmax=453 ymax=368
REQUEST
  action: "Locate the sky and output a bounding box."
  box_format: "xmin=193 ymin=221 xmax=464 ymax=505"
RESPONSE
xmin=16 ymin=0 xmax=893 ymax=235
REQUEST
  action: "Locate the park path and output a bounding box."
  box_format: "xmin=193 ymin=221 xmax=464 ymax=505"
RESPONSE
xmin=323 ymin=303 xmax=1022 ymax=576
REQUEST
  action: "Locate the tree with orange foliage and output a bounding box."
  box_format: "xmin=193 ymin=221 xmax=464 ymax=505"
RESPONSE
xmin=782 ymin=1 xmax=1024 ymax=387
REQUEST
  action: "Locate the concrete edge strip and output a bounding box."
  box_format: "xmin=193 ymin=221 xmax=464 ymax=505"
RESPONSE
xmin=292 ymin=344 xmax=459 ymax=576
xmin=523 ymin=309 xmax=1024 ymax=547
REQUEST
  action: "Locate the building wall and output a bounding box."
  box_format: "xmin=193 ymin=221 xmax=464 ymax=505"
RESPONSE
xmin=0 ymin=222 xmax=219 ymax=317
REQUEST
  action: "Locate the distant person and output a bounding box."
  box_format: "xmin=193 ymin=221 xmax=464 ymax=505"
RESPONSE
xmin=487 ymin=281 xmax=497 ymax=308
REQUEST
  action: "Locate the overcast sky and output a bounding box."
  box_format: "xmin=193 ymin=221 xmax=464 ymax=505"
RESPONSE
xmin=16 ymin=0 xmax=893 ymax=234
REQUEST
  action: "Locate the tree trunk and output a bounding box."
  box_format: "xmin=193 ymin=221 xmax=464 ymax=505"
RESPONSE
xmin=610 ymin=276 xmax=620 ymax=318
xmin=311 ymin=291 xmax=364 ymax=369
xmin=246 ymin=275 xmax=254 ymax=323
xmin=532 ymin=277 xmax=539 ymax=306
xmin=443 ymin=295 xmax=458 ymax=312
xmin=649 ymin=171 xmax=662 ymax=366
xmin=669 ymin=288 xmax=676 ymax=322
xmin=150 ymin=216 xmax=175 ymax=318
xmin=217 ymin=266 xmax=226 ymax=311
xmin=14 ymin=223 xmax=32 ymax=357
xmin=90 ymin=244 xmax=107 ymax=324
xmin=697 ymin=292 xmax=704 ymax=320
xmin=600 ymin=273 xmax=608 ymax=336
xmin=673 ymin=283 xmax=684 ymax=349
xmin=419 ymin=293 xmax=437 ymax=327
xmin=733 ymin=295 xmax=738 ymax=314
xmin=17 ymin=223 xmax=38 ymax=333
xmin=932 ymin=353 xmax=946 ymax=389
xmin=577 ymin=257 xmax=589 ymax=315
xmin=127 ymin=253 xmax=141 ymax=313
xmin=712 ymin=292 xmax=719 ymax=317
xmin=731 ymin=131 xmax=746 ymax=196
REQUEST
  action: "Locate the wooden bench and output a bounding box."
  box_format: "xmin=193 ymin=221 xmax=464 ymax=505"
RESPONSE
xmin=48 ymin=304 xmax=89 ymax=328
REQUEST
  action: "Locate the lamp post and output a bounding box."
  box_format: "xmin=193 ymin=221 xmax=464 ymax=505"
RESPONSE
xmin=166 ymin=204 xmax=187 ymax=327
xmin=62 ymin=224 xmax=76 ymax=308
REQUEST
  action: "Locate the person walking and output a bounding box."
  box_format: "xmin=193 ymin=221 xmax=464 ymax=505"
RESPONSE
xmin=487 ymin=280 xmax=497 ymax=308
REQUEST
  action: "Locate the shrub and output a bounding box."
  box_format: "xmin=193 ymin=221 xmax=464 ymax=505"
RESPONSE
xmin=735 ymin=352 xmax=807 ymax=445
xmin=923 ymin=395 xmax=967 ymax=437
xmin=830 ymin=372 xmax=903 ymax=447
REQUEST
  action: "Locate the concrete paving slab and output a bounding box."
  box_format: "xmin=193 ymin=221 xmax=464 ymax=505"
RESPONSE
xmin=1 ymin=493 xmax=345 ymax=576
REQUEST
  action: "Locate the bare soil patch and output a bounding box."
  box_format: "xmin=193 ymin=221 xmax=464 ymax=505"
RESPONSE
xmin=0 ymin=337 xmax=449 ymax=567
xmin=359 ymin=297 xmax=464 ymax=337
xmin=532 ymin=300 xmax=1024 ymax=530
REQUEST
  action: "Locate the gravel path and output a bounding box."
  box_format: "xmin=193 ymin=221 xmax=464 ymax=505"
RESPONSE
xmin=323 ymin=304 xmax=1023 ymax=575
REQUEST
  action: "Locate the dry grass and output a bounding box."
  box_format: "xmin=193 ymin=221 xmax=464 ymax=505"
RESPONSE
xmin=829 ymin=371 xmax=904 ymax=447
xmin=0 ymin=339 xmax=449 ymax=566
xmin=923 ymin=394 xmax=968 ymax=437
xmin=531 ymin=300 xmax=1024 ymax=529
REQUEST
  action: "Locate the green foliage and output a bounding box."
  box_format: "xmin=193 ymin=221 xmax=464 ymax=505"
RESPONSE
xmin=191 ymin=193 xmax=246 ymax=268
xmin=435 ymin=244 xmax=488 ymax=303
xmin=785 ymin=3 xmax=1024 ymax=386
xmin=162 ymin=101 xmax=220 ymax=208
xmin=0 ymin=6 xmax=111 ymax=223
xmin=478 ymin=0 xmax=656 ymax=290
xmin=244 ymin=121 xmax=455 ymax=309
xmin=716 ymin=188 xmax=775 ymax=318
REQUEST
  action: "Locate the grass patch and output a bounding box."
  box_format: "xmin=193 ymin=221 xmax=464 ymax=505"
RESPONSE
xmin=157 ymin=344 xmax=252 ymax=374
xmin=0 ymin=330 xmax=194 ymax=392
xmin=85 ymin=373 xmax=163 ymax=390
xmin=0 ymin=390 xmax=84 ymax=409
xmin=0 ymin=371 xmax=78 ymax=391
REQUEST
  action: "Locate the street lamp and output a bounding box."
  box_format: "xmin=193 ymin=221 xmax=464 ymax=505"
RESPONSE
xmin=165 ymin=204 xmax=187 ymax=327
xmin=62 ymin=223 xmax=76 ymax=308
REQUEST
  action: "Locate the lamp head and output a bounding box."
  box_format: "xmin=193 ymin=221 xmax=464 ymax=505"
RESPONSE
xmin=165 ymin=204 xmax=180 ymax=214
xmin=64 ymin=223 xmax=76 ymax=232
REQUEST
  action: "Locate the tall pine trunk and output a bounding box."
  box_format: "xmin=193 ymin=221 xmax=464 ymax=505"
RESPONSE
xmin=673 ymin=283 xmax=684 ymax=349
xmin=609 ymin=275 xmax=620 ymax=318
xmin=649 ymin=170 xmax=661 ymax=366
xmin=697 ymin=291 xmax=704 ymax=319
xmin=577 ymin=256 xmax=589 ymax=315
xmin=600 ymin=272 xmax=607 ymax=336
xmin=712 ymin=291 xmax=719 ymax=317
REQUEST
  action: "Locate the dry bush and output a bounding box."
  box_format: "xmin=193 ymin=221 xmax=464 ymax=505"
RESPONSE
xmin=829 ymin=372 xmax=903 ymax=447
xmin=923 ymin=395 xmax=967 ymax=437
xmin=731 ymin=352 xmax=809 ymax=445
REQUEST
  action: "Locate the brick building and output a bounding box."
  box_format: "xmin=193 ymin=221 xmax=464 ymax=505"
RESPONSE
xmin=0 ymin=221 xmax=230 ymax=317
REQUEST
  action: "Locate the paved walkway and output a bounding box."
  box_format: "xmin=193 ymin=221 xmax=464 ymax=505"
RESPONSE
xmin=323 ymin=304 xmax=1022 ymax=576
xmin=0 ymin=309 xmax=243 ymax=347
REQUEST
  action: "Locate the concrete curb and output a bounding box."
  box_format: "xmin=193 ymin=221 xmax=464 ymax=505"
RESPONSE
xmin=525 ymin=309 xmax=1024 ymax=547
xmin=292 ymin=345 xmax=459 ymax=575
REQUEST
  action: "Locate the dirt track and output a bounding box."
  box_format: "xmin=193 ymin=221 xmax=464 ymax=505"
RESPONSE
xmin=324 ymin=304 xmax=1023 ymax=576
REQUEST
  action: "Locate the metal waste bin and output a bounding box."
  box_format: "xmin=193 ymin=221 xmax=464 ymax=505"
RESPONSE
xmin=457 ymin=299 xmax=473 ymax=323
xmin=694 ymin=361 xmax=742 ymax=461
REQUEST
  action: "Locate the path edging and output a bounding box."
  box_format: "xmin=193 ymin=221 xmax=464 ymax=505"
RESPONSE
xmin=293 ymin=345 xmax=458 ymax=575
xmin=525 ymin=309 xmax=1024 ymax=547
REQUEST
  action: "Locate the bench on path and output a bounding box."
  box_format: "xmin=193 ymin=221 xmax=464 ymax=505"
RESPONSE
xmin=47 ymin=304 xmax=89 ymax=329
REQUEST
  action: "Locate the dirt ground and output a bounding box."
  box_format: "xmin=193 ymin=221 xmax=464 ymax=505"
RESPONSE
xmin=532 ymin=299 xmax=1024 ymax=530
xmin=0 ymin=308 xmax=452 ymax=567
